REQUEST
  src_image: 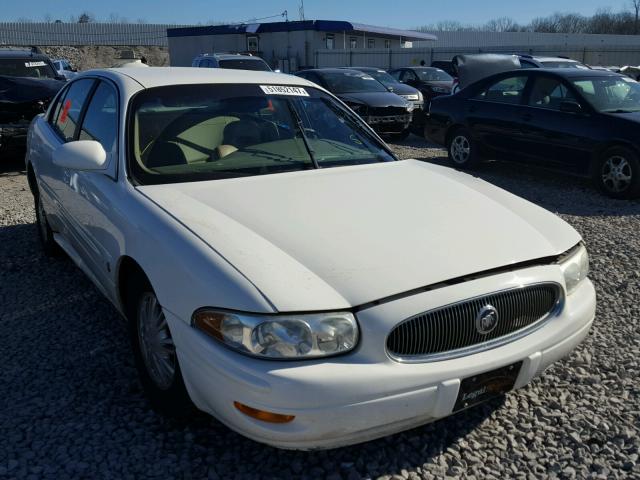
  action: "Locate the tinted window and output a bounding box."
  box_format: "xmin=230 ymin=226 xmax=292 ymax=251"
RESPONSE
xmin=389 ymin=70 xmax=402 ymax=80
xmin=475 ymin=76 xmax=527 ymax=104
xmin=53 ymin=79 xmax=95 ymax=141
xmin=79 ymin=82 xmax=118 ymax=152
xmin=573 ymin=76 xmax=640 ymax=113
xmin=414 ymin=68 xmax=453 ymax=82
xmin=528 ymin=76 xmax=576 ymax=110
xmin=218 ymin=59 xmax=271 ymax=71
xmin=400 ymin=70 xmax=417 ymax=82
xmin=320 ymin=72 xmax=387 ymax=93
xmin=129 ymin=84 xmax=395 ymax=185
xmin=0 ymin=58 xmax=57 ymax=79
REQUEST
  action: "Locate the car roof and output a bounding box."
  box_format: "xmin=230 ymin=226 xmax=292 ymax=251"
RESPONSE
xmin=196 ymin=53 xmax=261 ymax=60
xmin=527 ymin=56 xmax=580 ymax=63
xmin=0 ymin=49 xmax=50 ymax=60
xmin=345 ymin=66 xmax=386 ymax=72
xmin=84 ymin=67 xmax=317 ymax=89
xmin=300 ymin=68 xmax=366 ymax=75
xmin=521 ymin=67 xmax=623 ymax=78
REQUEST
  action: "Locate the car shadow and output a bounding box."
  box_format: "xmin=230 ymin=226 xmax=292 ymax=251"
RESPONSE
xmin=0 ymin=154 xmax=26 ymax=175
xmin=394 ymin=139 xmax=640 ymax=217
xmin=0 ymin=221 xmax=506 ymax=479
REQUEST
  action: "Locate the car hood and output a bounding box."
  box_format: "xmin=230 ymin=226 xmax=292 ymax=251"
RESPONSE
xmin=0 ymin=75 xmax=65 ymax=103
xmin=337 ymin=91 xmax=409 ymax=108
xmin=386 ymin=83 xmax=420 ymax=95
xmin=420 ymin=80 xmax=453 ymax=90
xmin=138 ymin=160 xmax=580 ymax=312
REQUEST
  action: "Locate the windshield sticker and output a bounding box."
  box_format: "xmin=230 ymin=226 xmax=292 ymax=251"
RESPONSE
xmin=260 ymin=85 xmax=309 ymax=96
xmin=25 ymin=61 xmax=47 ymax=67
xmin=60 ymin=99 xmax=72 ymax=124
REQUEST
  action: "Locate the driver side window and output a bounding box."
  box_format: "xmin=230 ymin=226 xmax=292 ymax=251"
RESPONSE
xmin=474 ymin=75 xmax=527 ymax=104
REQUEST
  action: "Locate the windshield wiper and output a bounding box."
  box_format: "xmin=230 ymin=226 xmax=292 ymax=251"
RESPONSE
xmin=286 ymin=100 xmax=320 ymax=169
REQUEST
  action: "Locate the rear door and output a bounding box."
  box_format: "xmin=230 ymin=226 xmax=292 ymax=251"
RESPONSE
xmin=466 ymin=73 xmax=530 ymax=153
xmin=516 ymin=73 xmax=600 ymax=170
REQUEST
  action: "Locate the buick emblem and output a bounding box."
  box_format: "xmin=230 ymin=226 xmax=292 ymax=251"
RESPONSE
xmin=475 ymin=305 xmax=499 ymax=335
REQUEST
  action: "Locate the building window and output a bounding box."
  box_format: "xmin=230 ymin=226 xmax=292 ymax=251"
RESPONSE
xmin=350 ymin=37 xmax=357 ymax=49
xmin=247 ymin=36 xmax=259 ymax=52
xmin=368 ymin=38 xmax=375 ymax=49
xmin=384 ymin=39 xmax=390 ymax=49
xmin=326 ymin=34 xmax=335 ymax=50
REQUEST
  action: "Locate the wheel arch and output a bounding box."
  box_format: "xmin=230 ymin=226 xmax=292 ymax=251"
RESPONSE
xmin=26 ymin=162 xmax=38 ymax=197
xmin=445 ymin=123 xmax=467 ymax=148
xmin=590 ymin=140 xmax=640 ymax=176
xmin=116 ymin=255 xmax=151 ymax=321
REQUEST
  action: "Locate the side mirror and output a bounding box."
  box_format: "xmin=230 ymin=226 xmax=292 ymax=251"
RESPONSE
xmin=53 ymin=141 xmax=108 ymax=171
xmin=386 ymin=86 xmax=394 ymax=92
xmin=559 ymin=100 xmax=583 ymax=114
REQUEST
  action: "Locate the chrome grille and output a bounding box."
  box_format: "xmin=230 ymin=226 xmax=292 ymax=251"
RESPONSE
xmin=386 ymin=283 xmax=561 ymax=361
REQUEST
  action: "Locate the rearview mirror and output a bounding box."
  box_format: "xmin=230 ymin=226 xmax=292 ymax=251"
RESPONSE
xmin=559 ymin=100 xmax=583 ymax=114
xmin=53 ymin=141 xmax=108 ymax=171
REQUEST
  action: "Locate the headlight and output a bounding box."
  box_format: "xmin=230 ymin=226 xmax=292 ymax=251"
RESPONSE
xmin=193 ymin=310 xmax=359 ymax=359
xmin=559 ymin=244 xmax=589 ymax=295
xmin=417 ymin=90 xmax=424 ymax=102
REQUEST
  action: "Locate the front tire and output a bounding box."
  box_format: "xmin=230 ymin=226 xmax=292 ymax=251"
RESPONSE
xmin=128 ymin=281 xmax=194 ymax=417
xmin=447 ymin=128 xmax=480 ymax=169
xmin=593 ymin=146 xmax=640 ymax=199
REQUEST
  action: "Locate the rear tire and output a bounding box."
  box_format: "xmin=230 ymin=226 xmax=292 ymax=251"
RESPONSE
xmin=593 ymin=146 xmax=640 ymax=199
xmin=447 ymin=127 xmax=480 ymax=169
xmin=34 ymin=192 xmax=62 ymax=257
xmin=127 ymin=278 xmax=195 ymax=418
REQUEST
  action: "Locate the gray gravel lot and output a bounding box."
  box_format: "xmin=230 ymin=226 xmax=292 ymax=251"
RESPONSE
xmin=1 ymin=139 xmax=639 ymax=480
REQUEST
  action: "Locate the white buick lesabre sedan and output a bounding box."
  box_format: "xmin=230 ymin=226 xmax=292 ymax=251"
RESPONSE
xmin=26 ymin=67 xmax=595 ymax=450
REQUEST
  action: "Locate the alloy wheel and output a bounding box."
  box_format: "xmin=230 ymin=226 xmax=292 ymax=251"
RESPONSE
xmin=137 ymin=292 xmax=176 ymax=390
xmin=602 ymin=155 xmax=632 ymax=193
xmin=450 ymin=135 xmax=471 ymax=164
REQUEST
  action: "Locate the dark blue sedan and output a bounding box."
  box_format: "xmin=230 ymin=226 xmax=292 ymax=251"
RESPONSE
xmin=426 ymin=68 xmax=640 ymax=199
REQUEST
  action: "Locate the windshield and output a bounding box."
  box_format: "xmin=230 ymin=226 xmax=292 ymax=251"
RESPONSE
xmin=321 ymin=72 xmax=388 ymax=93
xmin=218 ymin=59 xmax=271 ymax=71
xmin=129 ymin=84 xmax=396 ymax=185
xmin=541 ymin=61 xmax=590 ymax=70
xmin=415 ymin=68 xmax=453 ymax=82
xmin=365 ymin=70 xmax=399 ymax=88
xmin=0 ymin=58 xmax=57 ymax=79
xmin=572 ymin=76 xmax=640 ymax=113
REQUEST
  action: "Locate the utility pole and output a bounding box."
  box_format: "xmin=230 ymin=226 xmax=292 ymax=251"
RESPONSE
xmin=299 ymin=0 xmax=305 ymax=21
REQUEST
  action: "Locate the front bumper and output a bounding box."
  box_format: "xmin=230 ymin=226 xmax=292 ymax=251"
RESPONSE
xmin=365 ymin=113 xmax=412 ymax=134
xmin=168 ymin=265 xmax=596 ymax=450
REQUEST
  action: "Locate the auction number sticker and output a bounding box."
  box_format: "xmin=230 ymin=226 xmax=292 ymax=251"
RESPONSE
xmin=260 ymin=85 xmax=309 ymax=96
xmin=25 ymin=61 xmax=47 ymax=67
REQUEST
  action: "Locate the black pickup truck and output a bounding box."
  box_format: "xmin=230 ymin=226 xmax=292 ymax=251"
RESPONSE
xmin=0 ymin=48 xmax=66 ymax=157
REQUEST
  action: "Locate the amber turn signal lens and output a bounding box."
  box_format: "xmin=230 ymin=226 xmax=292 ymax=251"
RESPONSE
xmin=233 ymin=401 xmax=295 ymax=424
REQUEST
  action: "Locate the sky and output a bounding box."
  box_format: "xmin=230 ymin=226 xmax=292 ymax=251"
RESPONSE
xmin=1 ymin=0 xmax=633 ymax=28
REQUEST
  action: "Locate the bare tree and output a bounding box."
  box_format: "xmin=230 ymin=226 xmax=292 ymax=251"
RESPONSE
xmin=77 ymin=11 xmax=95 ymax=23
xmin=632 ymin=0 xmax=640 ymax=34
xmin=136 ymin=18 xmax=148 ymax=24
xmin=484 ymin=17 xmax=520 ymax=32
xmin=42 ymin=13 xmax=53 ymax=23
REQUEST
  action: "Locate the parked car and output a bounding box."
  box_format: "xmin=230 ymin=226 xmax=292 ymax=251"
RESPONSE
xmin=426 ymin=68 xmax=640 ymax=199
xmin=517 ymin=55 xmax=590 ymax=70
xmin=388 ymin=67 xmax=454 ymax=107
xmin=192 ymin=53 xmax=272 ymax=71
xmin=52 ymin=58 xmax=78 ymax=80
xmin=339 ymin=66 xmax=425 ymax=135
xmin=431 ymin=60 xmax=456 ymax=77
xmin=26 ymin=67 xmax=595 ymax=450
xmin=295 ymin=68 xmax=413 ymax=138
xmin=0 ymin=48 xmax=65 ymax=157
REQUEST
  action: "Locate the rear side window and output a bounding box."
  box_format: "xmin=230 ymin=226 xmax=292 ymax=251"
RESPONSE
xmin=52 ymin=79 xmax=95 ymax=142
xmin=475 ymin=76 xmax=527 ymax=104
xmin=79 ymin=81 xmax=118 ymax=152
xmin=528 ymin=76 xmax=576 ymax=110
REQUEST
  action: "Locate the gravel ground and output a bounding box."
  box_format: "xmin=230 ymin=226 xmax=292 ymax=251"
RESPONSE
xmin=1 ymin=139 xmax=639 ymax=480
